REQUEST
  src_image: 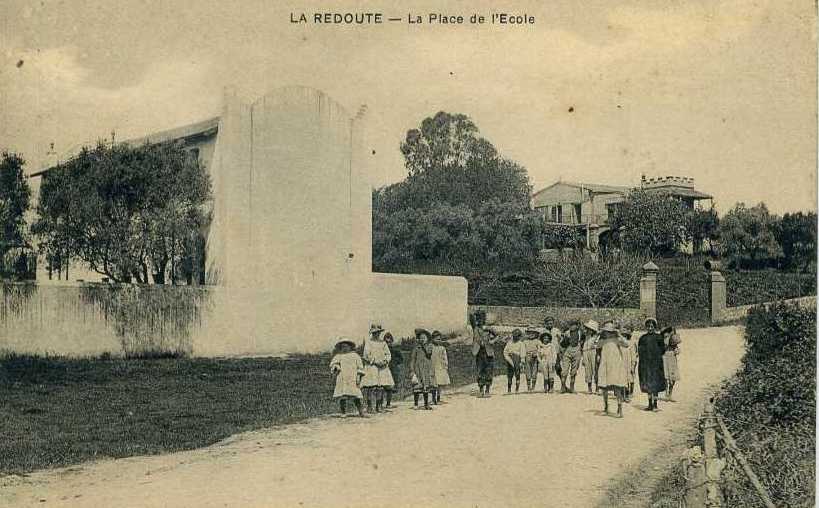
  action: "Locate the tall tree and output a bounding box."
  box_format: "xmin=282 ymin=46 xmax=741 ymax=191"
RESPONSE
xmin=717 ymin=202 xmax=782 ymax=269
xmin=774 ymin=211 xmax=816 ymax=272
xmin=374 ymin=111 xmax=540 ymax=275
xmin=608 ymin=189 xmax=688 ymax=256
xmin=0 ymin=152 xmax=32 ymax=258
xmin=33 ymin=141 xmax=211 ymax=283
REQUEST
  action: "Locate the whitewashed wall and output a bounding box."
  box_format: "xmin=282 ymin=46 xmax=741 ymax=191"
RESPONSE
xmin=370 ymin=273 xmax=469 ymax=341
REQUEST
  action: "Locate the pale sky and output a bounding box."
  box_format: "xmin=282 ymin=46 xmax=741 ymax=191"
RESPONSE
xmin=1 ymin=0 xmax=816 ymax=213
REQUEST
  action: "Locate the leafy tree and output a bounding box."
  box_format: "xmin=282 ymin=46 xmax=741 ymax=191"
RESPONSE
xmin=0 ymin=152 xmax=31 ymax=258
xmin=608 ymin=189 xmax=688 ymax=256
xmin=33 ymin=141 xmax=211 ymax=283
xmin=393 ymin=111 xmax=531 ymax=211
xmin=774 ymin=211 xmax=816 ymax=272
xmin=717 ymin=202 xmax=783 ymax=269
xmin=542 ymin=224 xmax=585 ymax=250
xmin=684 ymin=206 xmax=720 ymax=255
xmin=374 ymin=112 xmax=540 ymax=275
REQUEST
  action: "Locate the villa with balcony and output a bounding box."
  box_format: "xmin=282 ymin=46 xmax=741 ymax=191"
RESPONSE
xmin=532 ymin=175 xmax=713 ymax=253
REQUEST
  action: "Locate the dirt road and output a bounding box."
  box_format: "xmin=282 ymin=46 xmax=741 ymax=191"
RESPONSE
xmin=1 ymin=326 xmax=744 ymax=508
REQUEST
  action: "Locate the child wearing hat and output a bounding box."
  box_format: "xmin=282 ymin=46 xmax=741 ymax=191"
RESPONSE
xmin=596 ymin=321 xmax=631 ymax=417
xmin=430 ymin=331 xmax=450 ymax=405
xmin=330 ymin=338 xmax=366 ymax=418
xmin=361 ymin=324 xmax=394 ymax=413
xmin=522 ymin=328 xmax=541 ymax=392
xmin=409 ymin=329 xmax=436 ymax=410
xmin=503 ymin=329 xmax=526 ymax=393
xmin=537 ymin=330 xmax=557 ymax=393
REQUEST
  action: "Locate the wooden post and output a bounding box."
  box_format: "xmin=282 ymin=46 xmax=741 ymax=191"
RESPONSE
xmin=701 ymin=398 xmax=724 ymax=507
xmin=682 ymin=447 xmax=707 ymax=508
xmin=716 ymin=414 xmax=776 ymax=508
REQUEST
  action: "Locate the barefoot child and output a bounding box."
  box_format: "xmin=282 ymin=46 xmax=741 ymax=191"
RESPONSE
xmin=430 ymin=331 xmax=450 ymax=404
xmin=537 ymin=330 xmax=557 ymax=393
xmin=330 ymin=338 xmax=366 ymax=417
xmin=523 ymin=328 xmax=541 ymax=391
xmin=503 ymin=329 xmax=526 ymax=393
xmin=409 ymin=329 xmax=436 ymax=410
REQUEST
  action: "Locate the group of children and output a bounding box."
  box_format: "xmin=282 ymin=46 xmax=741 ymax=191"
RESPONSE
xmin=329 ymin=324 xmax=452 ymax=417
xmin=329 ymin=315 xmax=682 ymax=418
xmin=472 ymin=312 xmax=683 ymax=417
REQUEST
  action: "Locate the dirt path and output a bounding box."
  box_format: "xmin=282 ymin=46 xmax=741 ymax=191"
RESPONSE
xmin=1 ymin=327 xmax=744 ymax=508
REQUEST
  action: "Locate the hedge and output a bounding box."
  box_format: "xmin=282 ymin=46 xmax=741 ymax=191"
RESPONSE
xmin=714 ymin=303 xmax=816 ymax=507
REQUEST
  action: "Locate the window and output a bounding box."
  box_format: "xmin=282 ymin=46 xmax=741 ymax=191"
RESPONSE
xmin=550 ymin=205 xmax=563 ymax=223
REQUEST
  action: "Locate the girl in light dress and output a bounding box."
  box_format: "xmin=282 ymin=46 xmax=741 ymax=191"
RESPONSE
xmin=503 ymin=329 xmax=526 ymax=393
xmin=595 ymin=321 xmax=630 ymax=418
xmin=383 ymin=333 xmax=403 ymax=409
xmin=361 ymin=324 xmax=394 ymax=413
xmin=409 ymin=329 xmax=436 ymax=410
xmin=522 ymin=329 xmax=541 ymax=392
xmin=661 ymin=327 xmax=682 ymax=401
xmin=430 ymin=331 xmax=451 ymax=404
xmin=537 ymin=330 xmax=558 ymax=393
xmin=620 ymin=324 xmax=637 ymax=402
xmin=330 ymin=339 xmax=366 ymax=418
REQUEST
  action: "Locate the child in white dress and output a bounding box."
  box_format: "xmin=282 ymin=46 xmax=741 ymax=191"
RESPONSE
xmin=537 ymin=330 xmax=557 ymax=393
xmin=330 ymin=339 xmax=366 ymax=417
xmin=430 ymin=331 xmax=450 ymax=404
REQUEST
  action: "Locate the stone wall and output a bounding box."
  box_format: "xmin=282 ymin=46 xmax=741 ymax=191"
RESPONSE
xmin=0 ymin=283 xmax=204 ymax=357
xmin=371 ymin=273 xmax=468 ymax=340
xmin=469 ymin=304 xmax=644 ymax=328
xmin=716 ymin=296 xmax=816 ymax=323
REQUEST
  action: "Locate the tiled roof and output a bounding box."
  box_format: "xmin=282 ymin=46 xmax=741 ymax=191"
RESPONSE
xmin=29 ymin=117 xmax=221 ymax=178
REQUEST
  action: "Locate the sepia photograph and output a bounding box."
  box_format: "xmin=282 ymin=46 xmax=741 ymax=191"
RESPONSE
xmin=0 ymin=1 xmax=816 ymax=507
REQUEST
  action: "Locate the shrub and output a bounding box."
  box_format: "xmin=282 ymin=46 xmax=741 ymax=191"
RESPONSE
xmin=715 ymin=303 xmax=816 ymax=507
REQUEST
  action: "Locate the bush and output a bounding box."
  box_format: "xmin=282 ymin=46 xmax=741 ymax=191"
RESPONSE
xmin=715 ymin=303 xmax=816 ymax=507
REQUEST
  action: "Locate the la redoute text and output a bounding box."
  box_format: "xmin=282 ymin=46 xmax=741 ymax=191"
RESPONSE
xmin=289 ymin=12 xmax=535 ymax=25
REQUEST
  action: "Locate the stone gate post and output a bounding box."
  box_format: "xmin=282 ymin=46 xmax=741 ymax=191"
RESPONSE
xmin=709 ymin=269 xmax=726 ymax=325
xmin=640 ymin=261 xmax=659 ymax=320
xmin=704 ymin=259 xmax=726 ymax=324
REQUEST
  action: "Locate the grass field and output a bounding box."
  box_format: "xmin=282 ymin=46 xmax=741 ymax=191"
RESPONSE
xmin=0 ymin=341 xmax=500 ymax=474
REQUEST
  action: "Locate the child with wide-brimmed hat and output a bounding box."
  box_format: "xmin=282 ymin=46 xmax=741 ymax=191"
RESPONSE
xmin=523 ymin=328 xmax=541 ymax=391
xmin=503 ymin=329 xmax=526 ymax=393
xmin=596 ymin=321 xmax=631 ymax=418
xmin=409 ymin=329 xmax=436 ymax=410
xmin=330 ymin=338 xmax=366 ymax=417
xmin=537 ymin=330 xmax=557 ymax=393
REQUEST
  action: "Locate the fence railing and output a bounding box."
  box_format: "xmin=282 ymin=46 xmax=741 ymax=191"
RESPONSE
xmin=683 ymin=397 xmax=776 ymax=508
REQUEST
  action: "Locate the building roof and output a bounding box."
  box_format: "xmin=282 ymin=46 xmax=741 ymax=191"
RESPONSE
xmin=649 ymin=186 xmax=712 ymax=200
xmin=29 ymin=116 xmax=221 ymax=178
xmin=532 ymin=180 xmax=632 ymax=199
xmin=122 ymin=116 xmax=220 ymax=146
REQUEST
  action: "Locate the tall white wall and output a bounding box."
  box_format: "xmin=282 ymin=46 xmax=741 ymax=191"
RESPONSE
xmin=202 ymin=87 xmax=372 ymax=353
